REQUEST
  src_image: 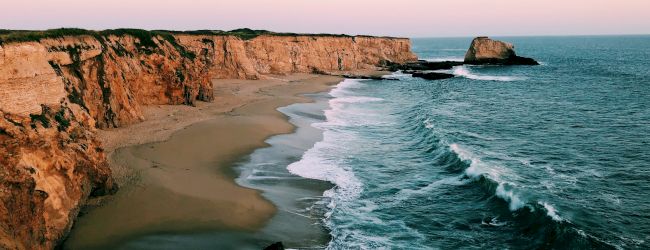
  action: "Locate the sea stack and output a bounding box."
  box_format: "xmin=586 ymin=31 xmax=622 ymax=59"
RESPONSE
xmin=464 ymin=37 xmax=538 ymax=65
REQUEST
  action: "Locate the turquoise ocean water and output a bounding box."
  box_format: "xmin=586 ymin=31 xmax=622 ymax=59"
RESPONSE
xmin=277 ymin=36 xmax=650 ymax=249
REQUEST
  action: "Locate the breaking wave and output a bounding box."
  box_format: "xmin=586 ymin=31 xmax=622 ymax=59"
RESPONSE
xmin=453 ymin=66 xmax=525 ymax=81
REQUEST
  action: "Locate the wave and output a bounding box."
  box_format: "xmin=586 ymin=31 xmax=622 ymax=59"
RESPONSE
xmin=449 ymin=143 xmax=562 ymax=218
xmin=317 ymin=79 xmax=386 ymax=127
xmin=445 ymin=143 xmax=625 ymax=248
xmin=287 ymin=78 xmax=382 ymax=230
xmin=446 ymin=141 xmax=622 ymax=248
xmin=288 ymin=79 xmax=367 ymax=199
xmin=287 ymin=137 xmax=362 ymax=202
xmin=539 ymin=201 xmax=563 ymax=221
xmin=452 ymin=66 xmax=525 ymax=81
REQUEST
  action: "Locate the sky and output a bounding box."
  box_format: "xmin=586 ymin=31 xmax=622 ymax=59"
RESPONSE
xmin=2 ymin=0 xmax=650 ymax=37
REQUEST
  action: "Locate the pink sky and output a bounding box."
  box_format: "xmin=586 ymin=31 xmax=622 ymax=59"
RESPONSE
xmin=3 ymin=0 xmax=649 ymax=37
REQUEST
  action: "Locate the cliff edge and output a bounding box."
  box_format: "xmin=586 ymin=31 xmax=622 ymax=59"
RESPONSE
xmin=0 ymin=28 xmax=416 ymax=249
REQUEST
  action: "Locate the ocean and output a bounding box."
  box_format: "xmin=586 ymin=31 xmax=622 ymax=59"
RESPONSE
xmin=240 ymin=36 xmax=650 ymax=249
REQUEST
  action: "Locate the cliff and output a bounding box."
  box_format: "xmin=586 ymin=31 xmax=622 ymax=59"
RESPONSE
xmin=0 ymin=105 xmax=117 ymax=250
xmin=464 ymin=36 xmax=538 ymax=65
xmin=0 ymin=29 xmax=416 ymax=249
xmin=1 ymin=29 xmax=416 ymax=128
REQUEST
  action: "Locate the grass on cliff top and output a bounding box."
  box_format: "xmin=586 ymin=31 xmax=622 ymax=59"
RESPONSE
xmin=0 ymin=28 xmax=399 ymax=45
xmin=0 ymin=28 xmax=167 ymax=45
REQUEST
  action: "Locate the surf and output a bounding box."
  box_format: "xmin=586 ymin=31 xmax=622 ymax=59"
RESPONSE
xmin=452 ymin=65 xmax=525 ymax=81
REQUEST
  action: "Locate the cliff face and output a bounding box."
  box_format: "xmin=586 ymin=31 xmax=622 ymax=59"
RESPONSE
xmin=0 ymin=105 xmax=116 ymax=250
xmin=0 ymin=32 xmax=416 ymax=249
xmin=1 ymin=34 xmax=415 ymax=128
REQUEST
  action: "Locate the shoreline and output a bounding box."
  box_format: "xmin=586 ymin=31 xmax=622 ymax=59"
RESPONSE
xmin=63 ymin=73 xmax=344 ymax=249
xmin=233 ymin=91 xmax=337 ymax=248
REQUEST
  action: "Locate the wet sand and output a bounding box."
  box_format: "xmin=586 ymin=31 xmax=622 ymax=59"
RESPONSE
xmin=63 ymin=74 xmax=343 ymax=249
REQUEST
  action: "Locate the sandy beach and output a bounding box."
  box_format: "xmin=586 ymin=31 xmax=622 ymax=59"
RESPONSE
xmin=63 ymin=73 xmax=343 ymax=249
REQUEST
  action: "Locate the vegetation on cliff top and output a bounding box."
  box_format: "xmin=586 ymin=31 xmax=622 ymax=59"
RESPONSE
xmin=0 ymin=28 xmax=400 ymax=45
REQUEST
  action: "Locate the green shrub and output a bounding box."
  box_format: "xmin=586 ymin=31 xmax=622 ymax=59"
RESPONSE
xmin=0 ymin=28 xmax=93 ymax=44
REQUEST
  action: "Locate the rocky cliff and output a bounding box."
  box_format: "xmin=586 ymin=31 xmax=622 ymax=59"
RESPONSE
xmin=0 ymin=105 xmax=117 ymax=250
xmin=0 ymin=29 xmax=416 ymax=249
xmin=1 ymin=30 xmax=416 ymax=128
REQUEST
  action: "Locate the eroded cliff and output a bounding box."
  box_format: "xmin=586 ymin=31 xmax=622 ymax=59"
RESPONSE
xmin=0 ymin=104 xmax=116 ymax=250
xmin=1 ymin=31 xmax=415 ymax=127
xmin=0 ymin=29 xmax=416 ymax=249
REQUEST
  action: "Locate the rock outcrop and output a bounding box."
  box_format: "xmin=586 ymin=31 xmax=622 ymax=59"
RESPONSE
xmin=464 ymin=37 xmax=538 ymax=65
xmin=0 ymin=29 xmax=416 ymax=249
xmin=264 ymin=242 xmax=285 ymax=250
xmin=411 ymin=71 xmax=455 ymax=80
xmin=385 ymin=60 xmax=463 ymax=71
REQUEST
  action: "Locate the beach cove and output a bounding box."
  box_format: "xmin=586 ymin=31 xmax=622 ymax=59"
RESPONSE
xmin=62 ymin=73 xmax=344 ymax=249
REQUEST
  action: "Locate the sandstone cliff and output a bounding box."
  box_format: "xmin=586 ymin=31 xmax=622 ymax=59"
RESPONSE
xmin=1 ymin=31 xmax=416 ymax=128
xmin=464 ymin=36 xmax=538 ymax=65
xmin=0 ymin=104 xmax=116 ymax=250
xmin=0 ymin=29 xmax=416 ymax=249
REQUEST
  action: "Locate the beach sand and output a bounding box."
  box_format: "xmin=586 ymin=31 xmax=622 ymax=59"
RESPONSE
xmin=63 ymin=73 xmax=343 ymax=249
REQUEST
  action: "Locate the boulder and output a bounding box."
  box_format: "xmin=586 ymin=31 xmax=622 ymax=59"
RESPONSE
xmin=464 ymin=37 xmax=538 ymax=65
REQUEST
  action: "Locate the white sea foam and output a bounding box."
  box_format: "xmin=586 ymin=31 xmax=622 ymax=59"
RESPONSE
xmin=449 ymin=143 xmax=569 ymax=224
xmin=395 ymin=175 xmax=469 ymax=200
xmin=450 ymin=143 xmax=531 ymax=212
xmin=450 ymin=143 xmax=504 ymax=181
xmin=496 ymin=183 xmax=526 ymax=211
xmin=452 ymin=66 xmax=525 ymax=81
xmin=539 ymin=201 xmax=564 ymax=221
xmin=286 ymin=132 xmax=363 ymax=200
xmin=332 ymin=96 xmax=384 ymax=104
xmin=328 ymin=79 xmax=366 ymax=97
xmin=482 ymin=216 xmax=508 ymax=227
xmin=314 ymin=79 xmax=388 ymax=128
xmin=287 ymin=78 xmax=371 ymax=221
xmin=423 ymin=118 xmax=434 ymax=129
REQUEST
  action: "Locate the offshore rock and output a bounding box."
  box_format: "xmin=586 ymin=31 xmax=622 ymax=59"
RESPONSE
xmin=411 ymin=71 xmax=455 ymax=80
xmin=464 ymin=37 xmax=538 ymax=65
xmin=385 ymin=60 xmax=463 ymax=71
xmin=263 ymin=242 xmax=285 ymax=250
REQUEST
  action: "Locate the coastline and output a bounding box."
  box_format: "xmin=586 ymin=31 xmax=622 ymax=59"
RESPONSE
xmin=63 ymin=73 xmax=343 ymax=249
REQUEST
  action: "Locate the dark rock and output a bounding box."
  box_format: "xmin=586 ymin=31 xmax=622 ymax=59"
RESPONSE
xmin=411 ymin=72 xmax=455 ymax=80
xmin=341 ymin=74 xmax=398 ymax=80
xmin=502 ymin=56 xmax=538 ymax=65
xmin=263 ymin=242 xmax=285 ymax=250
xmin=385 ymin=60 xmax=463 ymax=71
